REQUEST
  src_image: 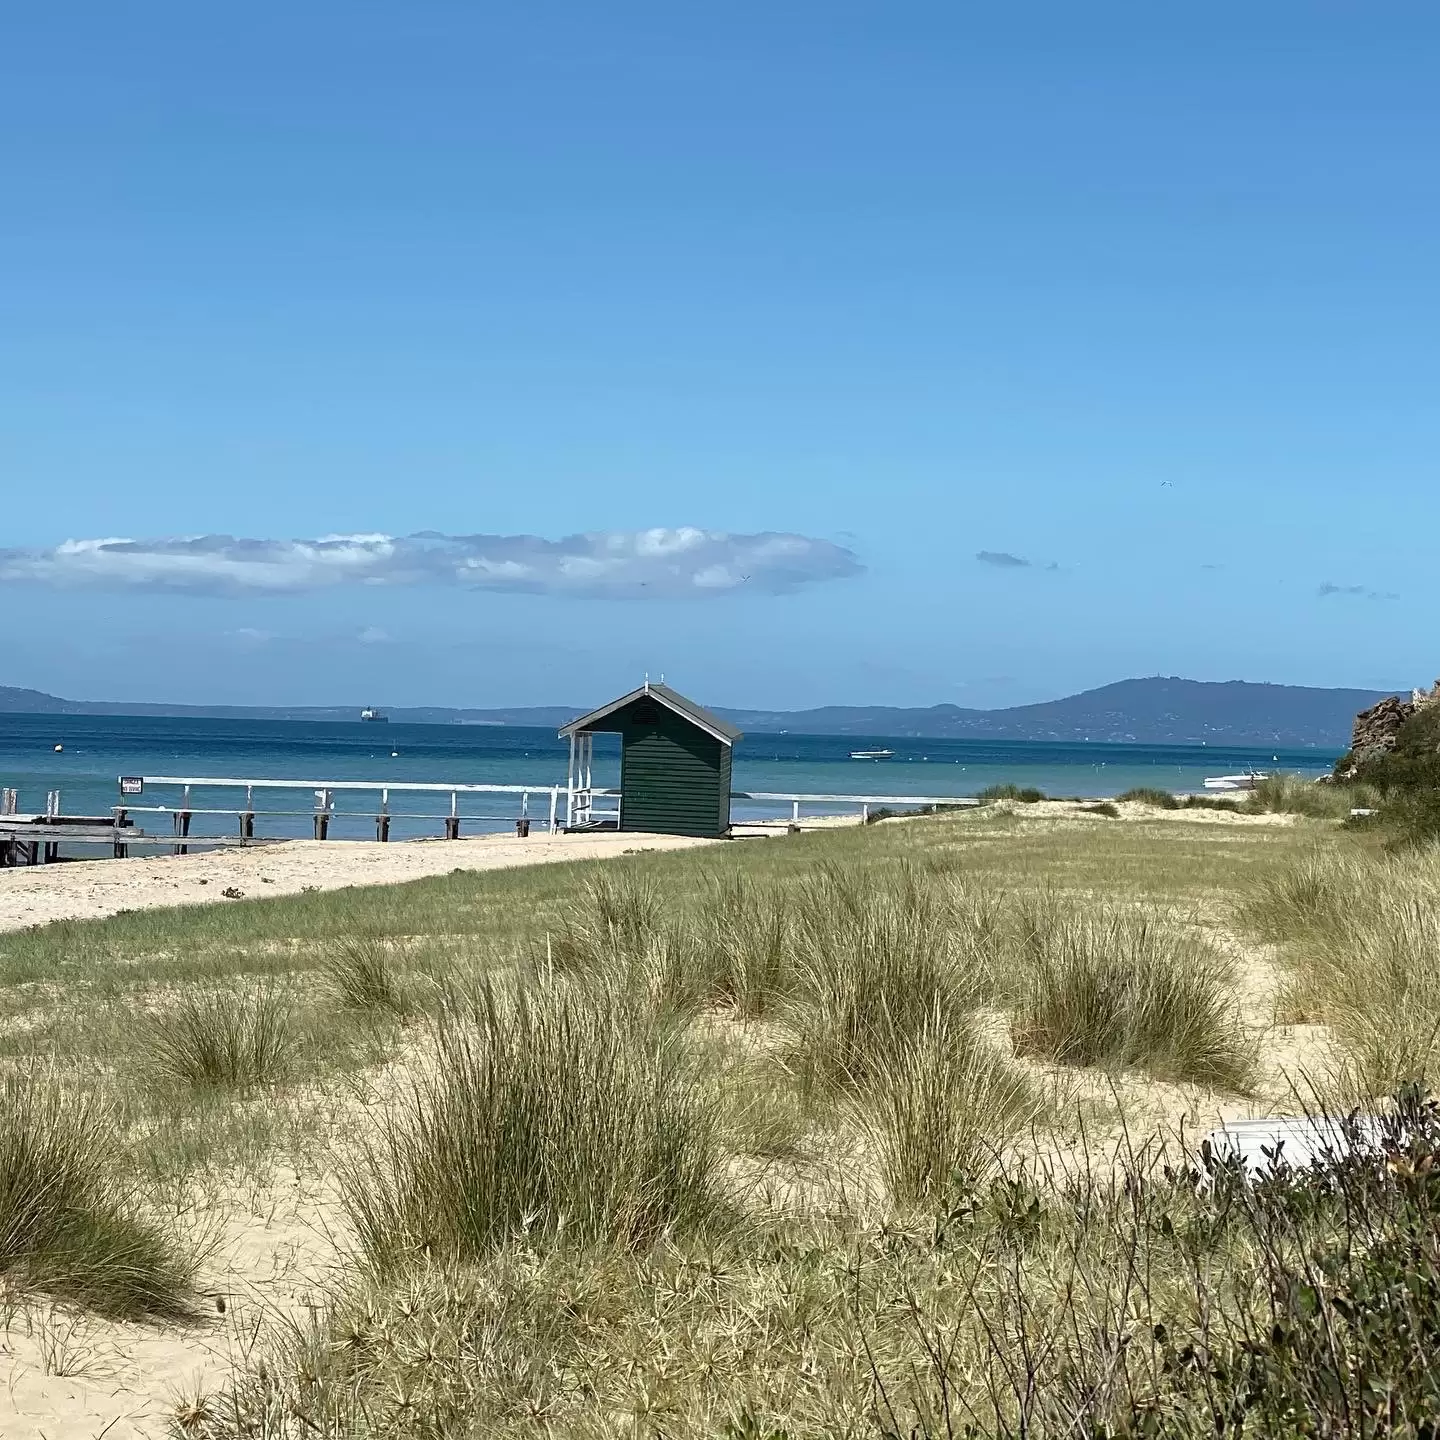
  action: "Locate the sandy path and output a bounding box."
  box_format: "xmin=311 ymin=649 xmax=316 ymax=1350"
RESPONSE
xmin=0 ymin=831 xmax=715 ymax=934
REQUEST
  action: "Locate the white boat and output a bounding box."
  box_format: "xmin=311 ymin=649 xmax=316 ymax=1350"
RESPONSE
xmin=360 ymin=707 xmax=389 ymax=723
xmin=1203 ymin=771 xmax=1267 ymax=791
xmin=850 ymin=748 xmax=895 ymax=761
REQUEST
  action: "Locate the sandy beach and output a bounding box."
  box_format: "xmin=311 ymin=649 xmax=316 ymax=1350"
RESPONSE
xmin=0 ymin=831 xmax=715 ymax=935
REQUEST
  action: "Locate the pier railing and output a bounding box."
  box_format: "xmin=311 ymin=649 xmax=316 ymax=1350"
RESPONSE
xmin=113 ymin=776 xmax=566 ymax=850
xmin=110 ymin=777 xmax=979 ymax=848
xmin=2 ymin=777 xmax=983 ymax=865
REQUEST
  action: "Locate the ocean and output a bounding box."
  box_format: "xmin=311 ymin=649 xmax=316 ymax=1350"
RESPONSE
xmin=0 ymin=712 xmax=1340 ymax=846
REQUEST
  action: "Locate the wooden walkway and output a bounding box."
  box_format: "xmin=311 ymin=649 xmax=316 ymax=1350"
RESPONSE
xmin=0 ymin=814 xmax=137 ymax=867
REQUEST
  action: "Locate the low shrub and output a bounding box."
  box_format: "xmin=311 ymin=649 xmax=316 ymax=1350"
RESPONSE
xmin=136 ymin=986 xmax=294 ymax=1092
xmin=1013 ymin=907 xmax=1254 ymax=1089
xmin=978 ymin=784 xmax=1047 ymax=803
xmin=345 ymin=976 xmax=725 ymax=1267
xmin=1076 ymin=802 xmax=1120 ymax=818
xmin=1117 ymin=787 xmax=1179 ymax=808
xmin=885 ymin=1089 xmax=1440 ymax=1437
xmin=1177 ymin=794 xmax=1240 ymax=811
xmin=0 ymin=1075 xmax=191 ymax=1316
xmin=1377 ymin=787 xmax=1440 ymax=852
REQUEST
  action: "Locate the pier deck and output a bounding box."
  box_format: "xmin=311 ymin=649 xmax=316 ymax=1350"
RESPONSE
xmin=0 ymin=812 xmax=137 ymax=866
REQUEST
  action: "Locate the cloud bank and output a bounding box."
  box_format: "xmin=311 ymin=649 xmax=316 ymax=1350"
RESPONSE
xmin=0 ymin=528 xmax=863 ymax=599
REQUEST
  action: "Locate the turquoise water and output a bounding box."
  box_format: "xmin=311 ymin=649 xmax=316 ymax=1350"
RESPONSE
xmin=0 ymin=712 xmax=1338 ymax=845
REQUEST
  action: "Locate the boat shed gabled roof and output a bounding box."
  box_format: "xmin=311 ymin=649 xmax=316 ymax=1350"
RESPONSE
xmin=559 ymin=682 xmax=743 ymax=746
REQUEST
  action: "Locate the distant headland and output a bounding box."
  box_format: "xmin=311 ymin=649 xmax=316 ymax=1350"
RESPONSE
xmin=0 ymin=677 xmax=1399 ymax=748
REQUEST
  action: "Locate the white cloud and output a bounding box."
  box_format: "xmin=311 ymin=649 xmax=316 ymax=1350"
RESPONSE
xmin=0 ymin=528 xmax=862 ymax=599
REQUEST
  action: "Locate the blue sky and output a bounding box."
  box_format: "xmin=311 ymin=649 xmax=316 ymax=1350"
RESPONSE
xmin=3 ymin=2 xmax=1437 ymax=710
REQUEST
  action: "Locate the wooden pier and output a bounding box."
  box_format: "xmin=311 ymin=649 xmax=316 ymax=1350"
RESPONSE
xmin=0 ymin=813 xmax=138 ymax=867
xmin=0 ymin=776 xmax=982 ymax=865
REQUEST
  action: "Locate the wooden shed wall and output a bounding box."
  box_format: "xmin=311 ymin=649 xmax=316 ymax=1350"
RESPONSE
xmin=618 ymin=700 xmax=729 ymax=837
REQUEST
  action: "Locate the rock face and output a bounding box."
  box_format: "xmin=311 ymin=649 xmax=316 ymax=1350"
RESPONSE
xmin=1338 ymin=682 xmax=1440 ymax=780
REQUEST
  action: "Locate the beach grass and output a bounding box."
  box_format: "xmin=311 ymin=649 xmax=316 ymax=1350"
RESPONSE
xmin=1241 ymin=843 xmax=1440 ymax=1098
xmin=0 ymin=1074 xmax=193 ymax=1316
xmin=133 ymin=985 xmax=295 ymax=1094
xmin=7 ymin=798 xmax=1434 ymax=1432
xmin=1012 ymin=904 xmax=1255 ymax=1089
xmin=849 ymin=1008 xmax=1046 ymax=1201
xmin=1116 ymin=785 xmax=1180 ymax=808
xmin=321 ymin=933 xmax=417 ymax=1015
xmin=345 ymin=973 xmax=727 ymax=1268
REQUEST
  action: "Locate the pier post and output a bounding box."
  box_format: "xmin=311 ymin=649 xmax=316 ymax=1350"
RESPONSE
xmin=173 ymin=786 xmax=192 ymax=855
xmin=444 ymin=791 xmax=459 ymax=840
xmin=240 ymin=785 xmax=254 ymax=842
xmin=548 ymin=788 xmax=558 ymax=834
xmin=313 ymin=789 xmax=332 ymax=840
xmin=114 ymin=808 xmax=129 ymax=859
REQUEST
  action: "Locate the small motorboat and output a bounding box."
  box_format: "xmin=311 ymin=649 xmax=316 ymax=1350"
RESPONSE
xmin=850 ymin=748 xmax=895 ymax=761
xmin=1203 ymin=771 xmax=1268 ymax=791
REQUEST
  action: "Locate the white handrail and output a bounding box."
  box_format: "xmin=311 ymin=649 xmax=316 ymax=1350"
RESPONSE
xmin=133 ymin=776 xmax=557 ymax=794
xmin=734 ymin=791 xmax=978 ymax=806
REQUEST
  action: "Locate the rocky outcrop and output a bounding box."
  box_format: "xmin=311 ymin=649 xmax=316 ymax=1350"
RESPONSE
xmin=1337 ymin=682 xmax=1440 ymax=780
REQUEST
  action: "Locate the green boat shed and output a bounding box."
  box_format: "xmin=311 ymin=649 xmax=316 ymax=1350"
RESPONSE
xmin=559 ymin=682 xmax=742 ymax=838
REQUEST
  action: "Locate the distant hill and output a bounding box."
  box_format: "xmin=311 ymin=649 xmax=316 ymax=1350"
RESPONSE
xmin=723 ymin=678 xmax=1395 ymax=746
xmin=0 ymin=677 xmax=1396 ymax=746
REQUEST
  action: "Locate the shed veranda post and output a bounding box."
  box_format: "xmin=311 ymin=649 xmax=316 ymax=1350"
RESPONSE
xmin=558 ymin=682 xmax=742 ymax=838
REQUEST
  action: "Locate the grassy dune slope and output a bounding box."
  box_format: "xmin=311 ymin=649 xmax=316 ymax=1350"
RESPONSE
xmin=1 ymin=804 xmax=1437 ymax=1437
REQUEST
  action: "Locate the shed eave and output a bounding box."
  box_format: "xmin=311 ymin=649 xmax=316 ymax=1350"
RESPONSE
xmin=558 ymin=683 xmax=742 ymax=746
